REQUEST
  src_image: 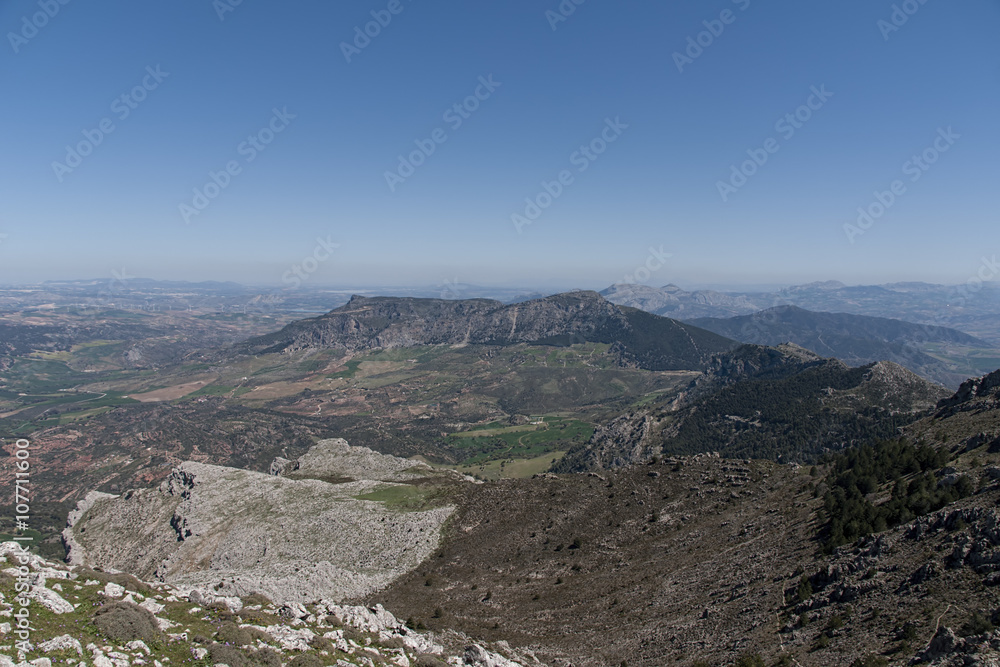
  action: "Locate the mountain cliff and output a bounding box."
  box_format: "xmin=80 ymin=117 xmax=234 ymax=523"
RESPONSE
xmin=236 ymin=291 xmax=739 ymax=372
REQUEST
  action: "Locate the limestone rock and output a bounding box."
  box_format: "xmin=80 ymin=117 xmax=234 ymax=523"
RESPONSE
xmin=38 ymin=635 xmax=82 ymax=655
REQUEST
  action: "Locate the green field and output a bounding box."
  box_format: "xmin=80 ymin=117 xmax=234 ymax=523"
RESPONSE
xmin=446 ymin=417 xmax=593 ymax=466
xmin=447 ymin=450 xmax=567 ymax=480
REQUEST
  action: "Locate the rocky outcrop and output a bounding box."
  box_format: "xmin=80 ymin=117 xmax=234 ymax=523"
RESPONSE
xmin=64 ymin=440 xmax=457 ymax=604
xmin=286 ymin=438 xmax=435 ymax=483
xmin=938 ymin=369 xmax=1000 ymax=413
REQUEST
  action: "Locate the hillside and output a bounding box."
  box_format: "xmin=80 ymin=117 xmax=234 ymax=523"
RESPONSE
xmin=48 ymin=369 xmax=1000 ymax=666
xmin=554 ymin=345 xmax=950 ymax=471
xmin=688 ymin=305 xmax=987 ymax=388
xmin=237 ymin=291 xmax=738 ymax=372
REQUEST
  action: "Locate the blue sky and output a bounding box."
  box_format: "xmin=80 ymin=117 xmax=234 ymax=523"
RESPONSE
xmin=1 ymin=0 xmax=998 ymax=290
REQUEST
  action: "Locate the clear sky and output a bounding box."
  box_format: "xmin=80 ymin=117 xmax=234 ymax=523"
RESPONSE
xmin=1 ymin=0 xmax=998 ymax=290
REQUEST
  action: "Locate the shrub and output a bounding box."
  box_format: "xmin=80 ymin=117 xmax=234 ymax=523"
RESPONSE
xmin=210 ymin=643 xmax=247 ymax=667
xmin=797 ymin=576 xmax=813 ymax=602
xmin=961 ymin=611 xmax=994 ymax=637
xmin=734 ymin=653 xmax=765 ymax=667
xmin=414 ymin=654 xmax=448 ymax=666
xmin=850 ymin=656 xmax=889 ymax=667
xmin=309 ymin=636 xmax=334 ymax=652
xmin=208 ymin=644 xmax=282 ymax=667
xmin=249 ymin=648 xmax=282 ymax=667
xmin=217 ymin=622 xmax=254 ymax=646
xmin=288 ymin=655 xmax=324 ymax=667
xmin=826 ymin=614 xmax=844 ymax=631
xmin=92 ymin=602 xmax=166 ymax=645
xmin=413 ymin=653 xmax=448 ymax=667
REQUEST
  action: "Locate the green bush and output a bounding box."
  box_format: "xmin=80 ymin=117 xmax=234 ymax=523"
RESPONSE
xmin=309 ymin=636 xmax=334 ymax=652
xmin=414 ymin=656 xmax=448 ymax=667
xmin=208 ymin=644 xmax=282 ymax=667
xmin=797 ymin=576 xmax=813 ymax=602
xmin=92 ymin=602 xmax=166 ymax=646
xmin=961 ymin=611 xmax=994 ymax=637
xmin=734 ymin=653 xmax=765 ymax=667
xmin=209 ymin=643 xmax=247 ymax=667
xmin=217 ymin=622 xmax=254 ymax=646
xmin=288 ymin=654 xmax=325 ymax=667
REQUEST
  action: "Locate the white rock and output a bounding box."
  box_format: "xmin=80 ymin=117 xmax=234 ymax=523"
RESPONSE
xmin=264 ymin=625 xmax=315 ymax=651
xmin=84 ymin=580 xmax=101 ymax=587
xmin=27 ymin=586 xmax=75 ymax=614
xmin=103 ymin=583 xmax=125 ymax=598
xmin=0 ymin=656 xmax=14 ymax=667
xmin=30 ymin=659 xmax=52 ymax=667
xmin=155 ymin=617 xmax=177 ymax=631
xmin=124 ymin=641 xmax=149 ymax=655
xmin=463 ymin=645 xmax=523 ymax=667
xmin=0 ymin=623 xmax=10 ymax=634
xmin=191 ymin=649 xmax=208 ymax=660
xmin=50 ymin=584 xmax=62 ymax=592
xmin=139 ymin=599 xmax=165 ymax=614
xmin=38 ymin=635 xmax=83 ymax=655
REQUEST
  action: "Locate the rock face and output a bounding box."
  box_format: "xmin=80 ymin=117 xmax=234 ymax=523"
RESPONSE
xmin=938 ymin=369 xmax=1000 ymax=412
xmin=237 ymin=291 xmax=738 ymax=372
xmin=63 ymin=440 xmax=456 ymax=604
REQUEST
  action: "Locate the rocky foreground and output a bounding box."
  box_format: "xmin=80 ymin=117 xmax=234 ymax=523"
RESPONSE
xmin=0 ymin=541 xmax=528 ymax=667
xmin=63 ymin=440 xmax=461 ymax=604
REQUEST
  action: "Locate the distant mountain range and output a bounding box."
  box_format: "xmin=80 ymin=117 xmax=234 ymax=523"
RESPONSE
xmin=601 ymin=280 xmax=1000 ymax=345
xmin=688 ymin=305 xmax=987 ymax=388
xmin=238 ymin=291 xmax=739 ymax=372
